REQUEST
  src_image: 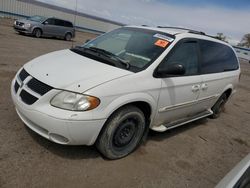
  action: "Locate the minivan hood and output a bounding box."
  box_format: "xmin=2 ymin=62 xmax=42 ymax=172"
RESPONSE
xmin=17 ymin=19 xmax=40 ymax=25
xmin=24 ymin=49 xmax=132 ymax=93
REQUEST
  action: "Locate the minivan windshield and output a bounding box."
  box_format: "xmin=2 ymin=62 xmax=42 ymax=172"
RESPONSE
xmin=71 ymin=27 xmax=174 ymax=72
xmin=27 ymin=15 xmax=46 ymax=22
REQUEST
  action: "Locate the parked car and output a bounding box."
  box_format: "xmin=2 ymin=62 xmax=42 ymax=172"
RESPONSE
xmin=13 ymin=15 xmax=75 ymax=41
xmin=11 ymin=26 xmax=240 ymax=159
xmin=216 ymin=153 xmax=250 ymax=188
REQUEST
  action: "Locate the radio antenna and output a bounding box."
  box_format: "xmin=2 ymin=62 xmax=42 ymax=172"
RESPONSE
xmin=71 ymin=0 xmax=78 ymax=48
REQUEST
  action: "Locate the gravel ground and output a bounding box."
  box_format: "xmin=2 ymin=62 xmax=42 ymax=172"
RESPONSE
xmin=0 ymin=18 xmax=250 ymax=188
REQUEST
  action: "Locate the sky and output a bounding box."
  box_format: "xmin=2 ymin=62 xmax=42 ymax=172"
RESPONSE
xmin=37 ymin=0 xmax=250 ymax=45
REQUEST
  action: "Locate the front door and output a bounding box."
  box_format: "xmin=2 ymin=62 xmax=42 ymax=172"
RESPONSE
xmin=42 ymin=18 xmax=57 ymax=36
xmin=154 ymin=39 xmax=202 ymax=126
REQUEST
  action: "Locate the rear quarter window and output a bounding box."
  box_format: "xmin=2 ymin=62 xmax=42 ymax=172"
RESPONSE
xmin=199 ymin=40 xmax=239 ymax=74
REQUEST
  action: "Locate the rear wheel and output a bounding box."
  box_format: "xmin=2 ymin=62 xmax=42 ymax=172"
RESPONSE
xmin=96 ymin=105 xmax=146 ymax=159
xmin=65 ymin=33 xmax=72 ymax=41
xmin=210 ymin=93 xmax=228 ymax=119
xmin=33 ymin=28 xmax=42 ymax=38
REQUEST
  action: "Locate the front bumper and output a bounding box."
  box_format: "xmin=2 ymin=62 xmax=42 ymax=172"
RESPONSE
xmin=11 ymin=78 xmax=106 ymax=145
xmin=13 ymin=25 xmax=32 ymax=34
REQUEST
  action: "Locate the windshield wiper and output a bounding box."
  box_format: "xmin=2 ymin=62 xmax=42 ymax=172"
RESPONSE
xmin=88 ymin=47 xmax=131 ymax=69
xmin=71 ymin=47 xmax=116 ymax=67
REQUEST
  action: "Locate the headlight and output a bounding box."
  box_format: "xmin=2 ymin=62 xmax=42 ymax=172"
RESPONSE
xmin=14 ymin=20 xmax=17 ymax=25
xmin=50 ymin=91 xmax=100 ymax=111
xmin=25 ymin=23 xmax=31 ymax=28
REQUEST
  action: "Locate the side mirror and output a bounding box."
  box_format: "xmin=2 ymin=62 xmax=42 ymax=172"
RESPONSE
xmin=155 ymin=63 xmax=185 ymax=77
xmin=43 ymin=21 xmax=48 ymax=25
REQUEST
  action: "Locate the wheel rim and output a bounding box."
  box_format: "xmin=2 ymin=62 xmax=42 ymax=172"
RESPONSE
xmin=66 ymin=34 xmax=71 ymax=40
xmin=113 ymin=117 xmax=138 ymax=149
xmin=35 ymin=30 xmax=41 ymax=37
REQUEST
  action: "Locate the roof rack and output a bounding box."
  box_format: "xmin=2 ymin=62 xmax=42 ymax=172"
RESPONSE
xmin=157 ymin=26 xmax=206 ymax=35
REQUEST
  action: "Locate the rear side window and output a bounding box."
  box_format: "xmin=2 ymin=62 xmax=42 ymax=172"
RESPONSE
xmin=64 ymin=21 xmax=73 ymax=28
xmin=200 ymin=40 xmax=239 ymax=74
xmin=55 ymin=19 xmax=65 ymax=26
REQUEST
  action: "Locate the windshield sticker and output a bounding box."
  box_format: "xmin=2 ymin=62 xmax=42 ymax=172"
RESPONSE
xmin=153 ymin=33 xmax=174 ymax=42
xmin=154 ymin=39 xmax=169 ymax=48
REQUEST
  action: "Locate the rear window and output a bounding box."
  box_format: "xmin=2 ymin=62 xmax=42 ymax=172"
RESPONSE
xmin=200 ymin=40 xmax=239 ymax=74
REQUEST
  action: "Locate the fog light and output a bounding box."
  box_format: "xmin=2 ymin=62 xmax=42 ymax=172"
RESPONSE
xmin=49 ymin=133 xmax=69 ymax=144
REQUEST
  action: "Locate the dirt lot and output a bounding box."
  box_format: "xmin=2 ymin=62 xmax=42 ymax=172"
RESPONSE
xmin=0 ymin=18 xmax=250 ymax=188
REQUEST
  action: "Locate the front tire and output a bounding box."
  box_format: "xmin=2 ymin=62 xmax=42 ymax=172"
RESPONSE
xmin=96 ymin=106 xmax=146 ymax=159
xmin=210 ymin=93 xmax=228 ymax=119
xmin=33 ymin=28 xmax=42 ymax=38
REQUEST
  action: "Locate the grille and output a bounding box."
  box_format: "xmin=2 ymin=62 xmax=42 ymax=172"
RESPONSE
xmin=14 ymin=81 xmax=20 ymax=93
xmin=14 ymin=69 xmax=54 ymax=105
xmin=20 ymin=90 xmax=38 ymax=105
xmin=19 ymin=69 xmax=29 ymax=81
xmin=27 ymin=78 xmax=53 ymax=96
xmin=16 ymin=21 xmax=24 ymax=26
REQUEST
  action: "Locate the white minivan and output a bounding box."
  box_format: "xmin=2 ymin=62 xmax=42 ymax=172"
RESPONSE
xmin=11 ymin=26 xmax=240 ymax=159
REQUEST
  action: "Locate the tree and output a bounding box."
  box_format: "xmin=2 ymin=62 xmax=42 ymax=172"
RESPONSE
xmin=239 ymin=34 xmax=250 ymax=48
xmin=215 ymin=33 xmax=227 ymax=42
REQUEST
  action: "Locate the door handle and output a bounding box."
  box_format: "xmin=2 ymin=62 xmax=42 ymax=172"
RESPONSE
xmin=201 ymin=83 xmax=208 ymax=90
xmin=192 ymin=85 xmax=200 ymax=92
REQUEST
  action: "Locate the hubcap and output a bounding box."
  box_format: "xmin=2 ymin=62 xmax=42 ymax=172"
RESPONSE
xmin=36 ymin=30 xmax=41 ymax=37
xmin=66 ymin=34 xmax=71 ymax=40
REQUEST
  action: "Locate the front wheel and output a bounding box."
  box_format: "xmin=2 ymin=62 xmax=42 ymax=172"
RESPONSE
xmin=210 ymin=93 xmax=228 ymax=119
xmin=96 ymin=106 xmax=146 ymax=159
xmin=33 ymin=28 xmax=42 ymax=38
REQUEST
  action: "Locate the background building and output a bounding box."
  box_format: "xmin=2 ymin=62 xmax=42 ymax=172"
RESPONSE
xmin=233 ymin=46 xmax=250 ymax=62
xmin=0 ymin=0 xmax=124 ymax=34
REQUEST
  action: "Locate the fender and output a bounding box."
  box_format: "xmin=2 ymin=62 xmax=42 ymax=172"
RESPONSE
xmin=103 ymin=92 xmax=158 ymax=126
xmin=31 ymin=26 xmax=43 ymax=34
xmin=64 ymin=31 xmax=73 ymax=37
xmin=221 ymin=83 xmax=234 ymax=98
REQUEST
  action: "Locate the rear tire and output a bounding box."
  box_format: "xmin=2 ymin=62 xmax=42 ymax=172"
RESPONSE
xmin=96 ymin=105 xmax=146 ymax=159
xmin=65 ymin=33 xmax=72 ymax=41
xmin=210 ymin=93 xmax=228 ymax=119
xmin=33 ymin=28 xmax=42 ymax=38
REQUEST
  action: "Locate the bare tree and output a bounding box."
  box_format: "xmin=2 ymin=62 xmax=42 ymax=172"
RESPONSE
xmin=216 ymin=33 xmax=227 ymax=42
xmin=239 ymin=34 xmax=250 ymax=48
